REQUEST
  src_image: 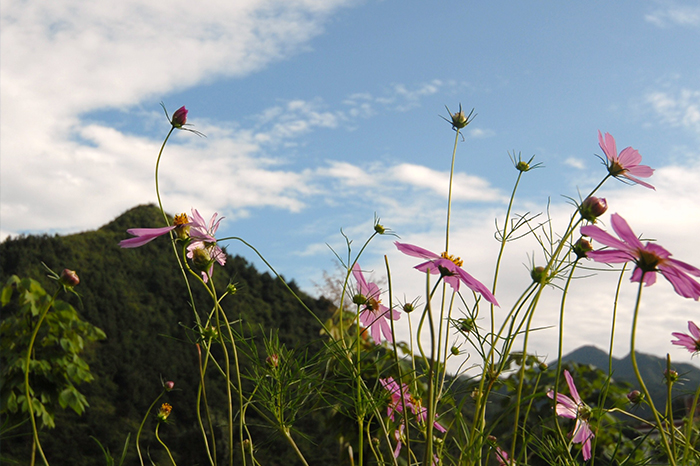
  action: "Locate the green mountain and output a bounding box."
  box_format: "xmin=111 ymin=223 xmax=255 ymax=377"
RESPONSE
xmin=0 ymin=204 xmax=336 ymax=465
xmin=559 ymin=345 xmax=700 ymax=418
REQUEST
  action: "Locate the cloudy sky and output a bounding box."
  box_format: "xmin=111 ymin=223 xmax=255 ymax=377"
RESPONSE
xmin=2 ymin=0 xmax=700 ymax=371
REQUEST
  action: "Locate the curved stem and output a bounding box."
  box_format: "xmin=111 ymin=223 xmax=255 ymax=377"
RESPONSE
xmin=444 ymin=128 xmax=461 ymax=253
xmin=629 ymin=276 xmax=676 ymax=465
xmin=24 ymin=290 xmax=59 ymax=466
xmin=136 ymin=391 xmax=165 ymax=466
xmin=155 ymin=423 xmax=177 ymax=465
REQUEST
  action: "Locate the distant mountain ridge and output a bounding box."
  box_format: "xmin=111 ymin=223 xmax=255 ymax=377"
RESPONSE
xmin=558 ymin=345 xmax=700 ymax=410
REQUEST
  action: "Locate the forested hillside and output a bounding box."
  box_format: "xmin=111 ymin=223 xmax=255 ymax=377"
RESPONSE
xmin=0 ymin=204 xmax=337 ymax=465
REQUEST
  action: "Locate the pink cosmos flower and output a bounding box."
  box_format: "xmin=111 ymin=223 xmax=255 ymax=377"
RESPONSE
xmin=120 ymin=212 xmax=191 ymax=248
xmin=598 ymin=131 xmax=655 ymax=190
xmin=672 ymin=321 xmax=700 ymax=354
xmin=352 ymin=263 xmax=400 ymax=343
xmin=495 ymin=447 xmax=515 ymax=466
xmin=380 ymin=377 xmax=446 ymax=432
xmin=581 ymin=213 xmax=700 ymax=300
xmin=186 ymin=209 xmax=226 ymax=283
xmin=394 ymin=242 xmax=498 ymax=305
xmin=547 ymin=370 xmax=594 ymax=461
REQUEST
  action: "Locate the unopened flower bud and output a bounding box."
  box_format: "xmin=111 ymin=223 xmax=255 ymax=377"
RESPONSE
xmin=402 ymin=302 xmax=416 ymax=313
xmin=538 ymin=362 xmax=548 ymax=372
xmin=573 ymin=237 xmax=593 ymax=259
xmin=164 ymin=381 xmax=175 ymax=391
xmin=171 ymin=106 xmax=188 ymax=128
xmin=516 ymin=160 xmax=530 ymax=171
xmin=664 ymin=369 xmax=679 ymax=385
xmin=353 ymin=294 xmax=367 ymax=306
xmin=579 ymin=196 xmax=608 ymax=223
xmin=191 ymin=247 xmax=212 ymax=272
xmin=266 ymin=354 xmax=279 ymax=369
xmin=531 ymin=266 xmax=549 ymax=284
xmin=486 ymin=435 xmax=497 ymax=443
xmin=450 ymin=346 xmax=460 ymax=356
xmin=59 ymin=269 xmax=80 ymax=287
xmin=458 ymin=318 xmax=476 ymax=334
xmin=627 ymin=389 xmax=644 ymax=404
xmin=242 ymin=438 xmax=252 ymax=453
xmin=227 ymin=283 xmax=238 ymax=295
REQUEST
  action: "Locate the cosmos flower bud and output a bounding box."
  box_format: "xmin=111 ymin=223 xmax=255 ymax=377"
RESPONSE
xmin=190 ymin=247 xmax=212 ymax=273
xmin=59 ymin=269 xmax=80 ymax=287
xmin=352 ymin=294 xmax=367 ymax=306
xmin=627 ymin=389 xmax=643 ymax=404
xmin=402 ymin=302 xmax=416 ymax=313
xmin=664 ymin=369 xmax=679 ymax=385
xmin=516 ymin=160 xmax=530 ymax=171
xmin=450 ymin=346 xmax=460 ymax=356
xmin=171 ymin=106 xmax=188 ymax=128
xmin=573 ymin=237 xmax=593 ymax=259
xmin=579 ymin=196 xmax=608 ymax=223
xmin=458 ymin=317 xmax=476 ymax=333
xmin=530 ymin=266 xmax=549 ymax=284
xmin=266 ymin=354 xmax=279 ymax=369
xmin=164 ymin=381 xmax=175 ymax=391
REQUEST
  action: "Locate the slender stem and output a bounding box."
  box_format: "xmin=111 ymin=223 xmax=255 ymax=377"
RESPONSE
xmin=155 ymin=423 xmax=178 ymax=465
xmin=136 ymin=391 xmax=165 ymax=466
xmin=423 ymin=272 xmax=437 ymax=466
xmin=155 ymin=127 xmax=175 ymax=226
xmin=444 ymin=129 xmax=461 ymax=253
xmin=24 ymin=290 xmax=59 ymax=466
xmin=629 ymin=276 xmax=676 ymax=465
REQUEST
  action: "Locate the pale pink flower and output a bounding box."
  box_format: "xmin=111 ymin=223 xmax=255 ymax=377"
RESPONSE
xmin=379 ymin=377 xmax=446 ymax=432
xmin=598 ymin=131 xmax=655 ymax=190
xmin=547 ymin=370 xmax=594 ymax=461
xmin=581 ymin=213 xmax=700 ymax=300
xmin=394 ymin=242 xmax=498 ymax=305
xmin=186 ymin=209 xmax=226 ymax=283
xmin=672 ymin=321 xmax=700 ymax=354
xmin=352 ymin=263 xmax=400 ymax=343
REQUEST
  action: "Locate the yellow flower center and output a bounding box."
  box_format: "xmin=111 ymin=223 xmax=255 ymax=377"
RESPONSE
xmin=440 ymin=252 xmax=463 ymax=267
xmin=174 ymin=213 xmax=189 ymax=226
xmin=366 ymin=297 xmax=381 ymax=311
xmin=158 ymin=402 xmax=173 ymax=420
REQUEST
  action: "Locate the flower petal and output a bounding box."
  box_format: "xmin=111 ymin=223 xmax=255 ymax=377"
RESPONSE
xmin=395 ymin=241 xmax=441 ymax=260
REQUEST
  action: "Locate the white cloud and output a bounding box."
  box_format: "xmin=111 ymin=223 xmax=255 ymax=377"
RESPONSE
xmin=645 ymin=4 xmax=700 ymax=27
xmin=646 ymin=88 xmax=700 ymax=136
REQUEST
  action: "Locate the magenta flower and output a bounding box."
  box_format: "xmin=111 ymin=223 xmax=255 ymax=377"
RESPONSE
xmin=598 ymin=131 xmax=655 ymax=190
xmin=380 ymin=377 xmax=446 ymax=432
xmin=394 ymin=242 xmax=498 ymax=305
xmin=672 ymin=321 xmax=700 ymax=354
xmin=171 ymin=106 xmax=188 ymax=128
xmin=186 ymin=209 xmax=226 ymax=283
xmin=581 ymin=213 xmax=700 ymax=300
xmin=352 ymin=263 xmax=400 ymax=343
xmin=547 ymin=370 xmax=594 ymax=461
xmin=120 ymin=225 xmax=178 ymax=248
xmin=495 ymin=447 xmax=515 ymax=466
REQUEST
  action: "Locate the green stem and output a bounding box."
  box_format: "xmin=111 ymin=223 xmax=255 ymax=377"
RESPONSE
xmin=629 ymin=276 xmax=676 ymax=465
xmin=444 ymin=128 xmax=460 ymax=253
xmin=155 ymin=423 xmax=177 ymax=465
xmin=24 ymin=290 xmax=59 ymax=466
xmin=136 ymin=391 xmax=165 ymax=466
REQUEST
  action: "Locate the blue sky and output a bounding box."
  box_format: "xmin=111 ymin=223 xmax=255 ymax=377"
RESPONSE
xmin=2 ymin=0 xmax=700 ymax=369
